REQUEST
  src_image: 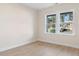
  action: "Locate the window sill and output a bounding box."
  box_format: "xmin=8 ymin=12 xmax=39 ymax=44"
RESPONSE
xmin=45 ymin=32 xmax=75 ymax=36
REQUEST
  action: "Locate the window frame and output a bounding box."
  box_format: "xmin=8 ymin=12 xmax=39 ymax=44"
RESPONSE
xmin=45 ymin=10 xmax=75 ymax=35
xmin=45 ymin=13 xmax=57 ymax=34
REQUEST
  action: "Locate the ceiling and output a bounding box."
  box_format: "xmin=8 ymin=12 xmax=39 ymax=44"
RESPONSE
xmin=23 ymin=3 xmax=55 ymax=10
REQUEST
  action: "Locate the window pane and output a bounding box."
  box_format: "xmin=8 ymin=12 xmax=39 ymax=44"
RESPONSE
xmin=47 ymin=14 xmax=56 ymax=23
xmin=60 ymin=12 xmax=73 ymax=23
xmin=46 ymin=14 xmax=56 ymax=33
xmin=60 ymin=23 xmax=72 ymax=34
xmin=47 ymin=24 xmax=56 ymax=33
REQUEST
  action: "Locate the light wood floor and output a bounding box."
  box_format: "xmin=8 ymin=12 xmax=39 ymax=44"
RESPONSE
xmin=0 ymin=41 xmax=79 ymax=56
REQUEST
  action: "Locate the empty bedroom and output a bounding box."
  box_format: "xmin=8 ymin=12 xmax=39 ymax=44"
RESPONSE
xmin=0 ymin=3 xmax=79 ymax=56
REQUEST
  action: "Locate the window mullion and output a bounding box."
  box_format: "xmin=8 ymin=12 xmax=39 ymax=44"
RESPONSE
xmin=56 ymin=13 xmax=60 ymax=34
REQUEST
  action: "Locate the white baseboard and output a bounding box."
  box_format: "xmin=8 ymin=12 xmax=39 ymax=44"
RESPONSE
xmin=38 ymin=39 xmax=79 ymax=49
xmin=0 ymin=39 xmax=36 ymax=52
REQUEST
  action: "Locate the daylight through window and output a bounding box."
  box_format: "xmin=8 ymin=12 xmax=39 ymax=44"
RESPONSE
xmin=46 ymin=11 xmax=73 ymax=35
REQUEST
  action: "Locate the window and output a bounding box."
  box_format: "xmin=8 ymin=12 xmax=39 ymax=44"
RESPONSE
xmin=60 ymin=12 xmax=73 ymax=34
xmin=46 ymin=14 xmax=56 ymax=33
xmin=45 ymin=11 xmax=74 ymax=35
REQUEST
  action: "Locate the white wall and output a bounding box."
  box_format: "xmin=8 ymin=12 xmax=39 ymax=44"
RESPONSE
xmin=1 ymin=3 xmax=79 ymax=52
xmin=0 ymin=4 xmax=37 ymax=51
xmin=38 ymin=3 xmax=79 ymax=48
